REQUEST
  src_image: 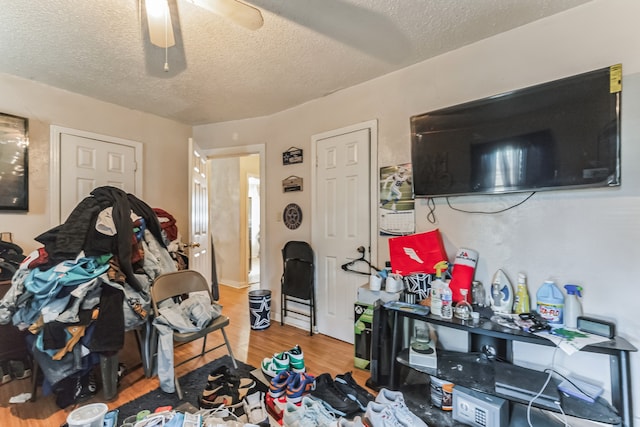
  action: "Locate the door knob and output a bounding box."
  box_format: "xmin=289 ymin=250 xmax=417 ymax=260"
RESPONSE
xmin=187 ymin=242 xmax=201 ymax=248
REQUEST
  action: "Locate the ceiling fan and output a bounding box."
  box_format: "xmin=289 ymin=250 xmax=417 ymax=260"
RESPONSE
xmin=144 ymin=0 xmax=263 ymax=48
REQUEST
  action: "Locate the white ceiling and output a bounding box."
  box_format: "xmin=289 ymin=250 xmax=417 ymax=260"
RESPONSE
xmin=0 ymin=0 xmax=590 ymax=125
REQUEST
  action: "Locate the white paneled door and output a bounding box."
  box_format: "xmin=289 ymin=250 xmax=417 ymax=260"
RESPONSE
xmin=59 ymin=132 xmax=137 ymax=221
xmin=314 ymin=127 xmax=371 ymax=343
xmin=188 ymin=138 xmax=212 ymax=283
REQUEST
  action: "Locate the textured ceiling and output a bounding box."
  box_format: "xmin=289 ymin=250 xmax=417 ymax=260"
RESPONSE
xmin=0 ymin=0 xmax=590 ymax=125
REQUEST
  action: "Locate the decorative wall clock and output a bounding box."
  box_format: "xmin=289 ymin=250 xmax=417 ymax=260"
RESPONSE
xmin=283 ymin=203 xmax=302 ymax=230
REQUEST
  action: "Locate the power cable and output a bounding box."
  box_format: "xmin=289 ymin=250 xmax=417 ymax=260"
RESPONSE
xmin=527 ymin=344 xmax=569 ymax=427
xmin=424 ymin=192 xmax=535 ymax=224
xmin=446 ymin=192 xmax=536 ymax=214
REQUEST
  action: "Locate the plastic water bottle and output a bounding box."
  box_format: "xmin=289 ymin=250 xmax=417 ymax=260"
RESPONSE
xmin=440 ymin=281 xmax=453 ymax=319
xmin=430 ymin=261 xmax=448 ymax=317
xmin=563 ymin=284 xmax=583 ymax=328
xmin=536 ymin=280 xmax=564 ymax=326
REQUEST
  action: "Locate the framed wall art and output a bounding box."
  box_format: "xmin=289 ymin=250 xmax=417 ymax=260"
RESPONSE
xmin=282 ymin=147 xmax=303 ymax=165
xmin=0 ymin=113 xmax=29 ymax=211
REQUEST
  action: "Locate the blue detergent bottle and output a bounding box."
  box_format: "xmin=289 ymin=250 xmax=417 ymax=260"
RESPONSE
xmin=536 ymin=280 xmax=564 ymax=326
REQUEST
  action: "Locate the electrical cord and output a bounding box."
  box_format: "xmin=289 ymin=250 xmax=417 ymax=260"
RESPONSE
xmin=527 ymin=344 xmax=569 ymax=427
xmin=446 ymin=191 xmax=536 ymax=214
xmin=424 ymin=192 xmax=535 ymax=224
xmin=426 ymin=197 xmax=436 ymax=224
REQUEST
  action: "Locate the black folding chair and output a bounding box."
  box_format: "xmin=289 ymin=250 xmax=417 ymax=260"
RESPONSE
xmin=280 ymin=241 xmax=316 ymax=336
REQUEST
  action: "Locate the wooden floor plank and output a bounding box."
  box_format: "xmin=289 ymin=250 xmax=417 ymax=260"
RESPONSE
xmin=0 ymin=285 xmax=373 ymax=426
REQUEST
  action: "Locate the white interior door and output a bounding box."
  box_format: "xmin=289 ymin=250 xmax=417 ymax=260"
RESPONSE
xmin=188 ymin=138 xmax=211 ymax=283
xmin=58 ymin=132 xmax=138 ymax=221
xmin=313 ymin=126 xmax=371 ymax=343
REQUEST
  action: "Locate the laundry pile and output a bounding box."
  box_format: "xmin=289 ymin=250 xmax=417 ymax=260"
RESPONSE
xmin=0 ymin=186 xmax=181 ymax=407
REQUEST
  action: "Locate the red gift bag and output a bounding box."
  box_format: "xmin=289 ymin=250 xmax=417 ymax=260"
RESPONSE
xmin=388 ymin=229 xmax=448 ymax=275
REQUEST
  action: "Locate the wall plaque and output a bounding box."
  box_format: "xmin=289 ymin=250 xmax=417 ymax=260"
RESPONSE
xmin=282 ymin=175 xmax=303 ymax=192
xmin=282 ymin=147 xmax=303 ymax=165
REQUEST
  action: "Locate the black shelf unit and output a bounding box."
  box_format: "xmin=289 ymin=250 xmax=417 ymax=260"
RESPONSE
xmin=378 ymin=304 xmax=636 ymax=427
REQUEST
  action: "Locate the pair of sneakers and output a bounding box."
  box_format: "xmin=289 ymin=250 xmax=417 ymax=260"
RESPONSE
xmin=364 ymin=388 xmax=427 ymax=427
xmin=308 ymin=373 xmax=360 ymax=417
xmin=261 ymin=345 xmax=305 ymax=377
xmin=269 ymin=370 xmax=316 ymax=403
xmin=334 ymin=372 xmax=375 ymax=411
xmin=199 ymin=365 xmax=256 ymax=410
xmin=283 ymin=396 xmax=336 ymax=427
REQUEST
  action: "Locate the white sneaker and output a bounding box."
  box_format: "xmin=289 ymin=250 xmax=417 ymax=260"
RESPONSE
xmin=364 ymin=401 xmax=409 ymax=427
xmin=283 ymin=401 xmax=311 ymax=427
xmin=283 ymin=396 xmax=338 ymax=427
xmin=302 ymin=397 xmax=336 ymax=427
xmin=261 ymin=351 xmax=290 ymax=377
xmin=329 ymin=415 xmax=365 ymax=427
xmin=243 ymin=391 xmax=269 ymax=425
xmin=374 ymin=388 xmax=427 ymax=427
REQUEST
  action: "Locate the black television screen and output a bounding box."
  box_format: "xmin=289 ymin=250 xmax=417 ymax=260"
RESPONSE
xmin=410 ymin=65 xmax=621 ymax=197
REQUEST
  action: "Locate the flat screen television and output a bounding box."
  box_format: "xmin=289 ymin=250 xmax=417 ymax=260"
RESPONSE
xmin=410 ymin=65 xmax=621 ymax=198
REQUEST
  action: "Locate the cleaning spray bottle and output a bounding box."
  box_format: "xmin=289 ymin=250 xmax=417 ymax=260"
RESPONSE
xmin=563 ymin=284 xmax=583 ymax=328
xmin=430 ymin=261 xmax=449 ymax=317
xmin=513 ymin=273 xmax=530 ymax=314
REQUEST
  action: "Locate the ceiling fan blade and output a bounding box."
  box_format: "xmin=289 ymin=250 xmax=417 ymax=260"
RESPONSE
xmin=188 ymin=0 xmax=263 ymax=30
xmin=145 ymin=0 xmax=176 ymax=48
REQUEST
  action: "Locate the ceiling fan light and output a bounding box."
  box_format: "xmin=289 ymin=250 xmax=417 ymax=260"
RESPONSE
xmin=145 ymin=0 xmax=176 ymax=48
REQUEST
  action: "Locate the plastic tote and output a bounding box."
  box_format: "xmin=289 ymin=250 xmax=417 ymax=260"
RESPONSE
xmin=66 ymin=403 xmax=108 ymax=427
xmin=248 ymin=289 xmax=271 ymax=330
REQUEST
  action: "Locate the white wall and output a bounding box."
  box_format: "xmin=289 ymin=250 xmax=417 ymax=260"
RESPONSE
xmin=194 ymin=0 xmax=640 ymax=420
xmin=0 ymin=74 xmax=192 ymax=252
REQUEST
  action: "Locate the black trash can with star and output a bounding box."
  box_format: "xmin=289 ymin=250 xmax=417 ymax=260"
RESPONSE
xmin=248 ymin=289 xmax=271 ymax=330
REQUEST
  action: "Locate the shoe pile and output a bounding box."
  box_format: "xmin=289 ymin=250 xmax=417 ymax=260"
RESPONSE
xmin=364 ymin=388 xmax=427 ymax=427
xmin=262 ymin=345 xmax=312 ymax=423
xmin=199 ymin=365 xmax=256 ymax=410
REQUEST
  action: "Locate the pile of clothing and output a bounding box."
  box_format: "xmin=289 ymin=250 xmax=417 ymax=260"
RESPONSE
xmin=0 ymin=186 xmax=180 ymax=407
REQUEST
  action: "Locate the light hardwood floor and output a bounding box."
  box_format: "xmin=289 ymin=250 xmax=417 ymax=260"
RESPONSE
xmin=0 ymin=285 xmax=373 ymax=426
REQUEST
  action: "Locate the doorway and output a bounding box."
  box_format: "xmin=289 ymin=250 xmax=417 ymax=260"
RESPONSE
xmin=205 ymin=145 xmax=265 ymax=290
xmin=248 ymin=175 xmax=260 ymax=285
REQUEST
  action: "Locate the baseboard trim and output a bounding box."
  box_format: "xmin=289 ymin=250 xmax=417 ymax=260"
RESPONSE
xmin=220 ymin=279 xmax=249 ymax=289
